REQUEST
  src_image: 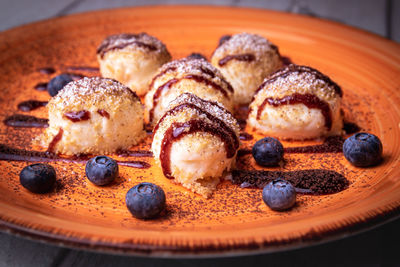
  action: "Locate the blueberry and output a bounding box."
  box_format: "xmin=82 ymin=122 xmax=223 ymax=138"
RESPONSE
xmin=343 ymin=132 xmax=383 ymax=167
xmin=252 ymin=137 xmax=284 ymax=166
xmin=19 ymin=163 xmax=56 ymax=193
xmin=262 ymin=179 xmax=296 ymax=211
xmin=85 ymin=156 xmax=119 ymax=186
xmin=125 ymin=182 xmax=166 ymax=219
xmin=47 ymin=74 xmax=74 ymax=97
xmin=187 ymin=53 xmax=207 ymax=60
xmin=218 ymin=35 xmax=231 ymax=47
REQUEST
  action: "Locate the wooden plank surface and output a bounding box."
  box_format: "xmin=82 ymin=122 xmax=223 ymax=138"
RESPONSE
xmin=0 ymin=1 xmax=398 ymax=266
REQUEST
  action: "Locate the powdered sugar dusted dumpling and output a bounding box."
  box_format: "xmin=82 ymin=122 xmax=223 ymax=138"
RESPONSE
xmin=97 ymin=33 xmax=171 ymax=96
xmin=152 ymin=93 xmax=240 ymax=198
xmin=248 ymin=64 xmax=343 ymax=140
xmin=39 ymin=77 xmax=145 ymax=155
xmin=211 ymin=33 xmax=282 ymax=105
xmin=144 ymin=57 xmax=234 ymax=125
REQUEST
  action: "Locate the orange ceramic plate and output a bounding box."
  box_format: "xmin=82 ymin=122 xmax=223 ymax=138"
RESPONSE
xmin=0 ymin=6 xmax=399 ymax=256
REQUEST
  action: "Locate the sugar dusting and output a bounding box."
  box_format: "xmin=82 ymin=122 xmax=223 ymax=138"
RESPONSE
xmin=213 ymin=32 xmax=279 ymax=58
xmin=258 ymin=64 xmax=342 ymax=100
xmin=168 ymin=93 xmax=240 ymax=134
xmin=50 ymin=77 xmax=139 ymax=111
xmin=154 ymin=58 xmax=232 ymax=91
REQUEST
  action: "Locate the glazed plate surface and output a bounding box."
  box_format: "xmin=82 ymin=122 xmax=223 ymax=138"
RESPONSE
xmin=0 ymin=6 xmax=399 ymax=256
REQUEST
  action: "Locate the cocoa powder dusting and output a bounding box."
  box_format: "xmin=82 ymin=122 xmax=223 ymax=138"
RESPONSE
xmin=231 ymin=169 xmax=349 ymax=195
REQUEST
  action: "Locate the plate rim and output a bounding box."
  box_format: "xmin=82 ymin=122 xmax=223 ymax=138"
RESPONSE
xmin=1 ymin=211 xmax=400 ymax=258
xmin=0 ymin=5 xmax=400 ymax=257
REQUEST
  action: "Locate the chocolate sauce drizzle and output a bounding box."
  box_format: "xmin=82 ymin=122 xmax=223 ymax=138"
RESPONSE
xmin=284 ymin=136 xmax=344 ymax=153
xmin=117 ymin=150 xmax=153 ymax=158
xmin=97 ymin=109 xmax=110 ymax=119
xmin=34 ymin=82 xmax=48 ymax=91
xmin=257 ymin=93 xmax=332 ymax=130
xmin=200 ymin=67 xmax=216 ymax=78
xmin=38 ymin=67 xmax=55 ymax=75
xmin=186 ymin=74 xmax=231 ymax=96
xmin=63 ymin=110 xmax=91 ymax=122
xmin=68 ymin=73 xmax=85 ymax=80
xmin=97 ymin=39 xmax=157 ymax=59
xmin=0 ymin=144 xmax=150 ymax=169
xmin=114 ymin=160 xmax=150 ymax=169
xmin=231 ymin=169 xmax=349 ymax=195
xmin=237 ymin=148 xmax=252 ymax=157
xmin=149 ymin=78 xmax=178 ymax=123
xmin=218 ymin=53 xmax=256 ymax=67
xmin=148 ymin=67 xmax=177 ymax=90
xmin=18 ymin=100 xmax=47 ymax=112
xmin=160 ymin=119 xmax=237 ymax=179
xmin=47 ymin=128 xmax=63 ymax=153
xmin=238 ymin=136 xmax=345 ymax=156
xmin=239 ymin=132 xmax=253 ymax=141
xmin=65 ymin=66 xmax=99 ymax=72
xmin=144 ymin=123 xmax=153 ymax=135
xmin=281 ymin=56 xmax=293 ymax=66
xmin=258 ymin=64 xmax=343 ymax=97
xmin=343 ymin=121 xmax=361 ymax=134
xmin=154 ymin=102 xmax=239 ymax=151
xmin=4 ymin=114 xmax=49 ymax=128
xmin=149 ymin=75 xmax=231 ymax=123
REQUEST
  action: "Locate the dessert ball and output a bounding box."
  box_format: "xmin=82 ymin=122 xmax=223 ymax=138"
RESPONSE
xmin=211 ymin=33 xmax=282 ymax=105
xmin=152 ymin=93 xmax=240 ymax=198
xmin=97 ymin=33 xmax=171 ymax=96
xmin=40 ymin=77 xmax=145 ymax=155
xmin=145 ymin=57 xmax=235 ymax=125
xmin=248 ymin=64 xmax=343 ymax=140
